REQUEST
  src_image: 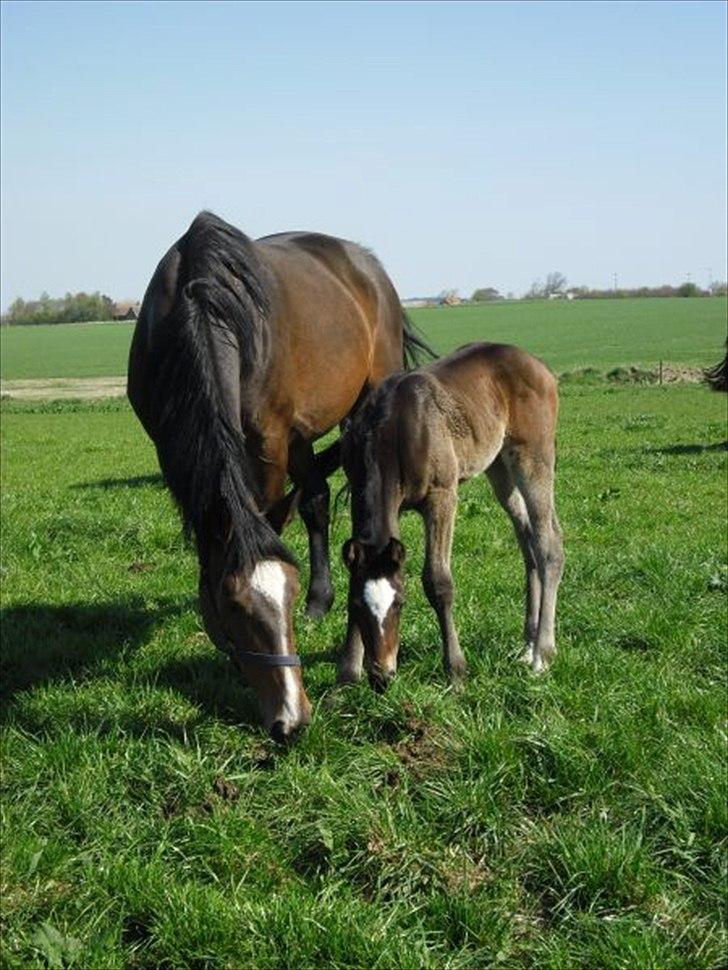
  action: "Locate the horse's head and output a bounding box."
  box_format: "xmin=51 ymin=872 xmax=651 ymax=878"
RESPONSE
xmin=342 ymin=536 xmax=406 ymax=691
xmin=200 ymin=555 xmax=311 ymax=742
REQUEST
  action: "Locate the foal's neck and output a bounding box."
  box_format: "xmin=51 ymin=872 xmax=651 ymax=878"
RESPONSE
xmin=352 ymin=453 xmax=400 ymax=550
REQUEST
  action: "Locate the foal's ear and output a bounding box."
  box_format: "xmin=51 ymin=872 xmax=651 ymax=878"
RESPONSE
xmin=342 ymin=538 xmax=365 ymax=571
xmin=384 ymin=537 xmax=406 ymax=568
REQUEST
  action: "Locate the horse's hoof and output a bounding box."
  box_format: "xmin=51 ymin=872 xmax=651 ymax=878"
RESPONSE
xmin=305 ymin=590 xmax=334 ymax=619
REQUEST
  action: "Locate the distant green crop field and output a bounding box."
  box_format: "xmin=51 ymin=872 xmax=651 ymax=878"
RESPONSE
xmin=1 ymin=298 xmax=725 ymax=381
xmin=1 ymin=384 xmax=726 ymax=967
xmin=415 ymin=297 xmax=727 ymax=371
xmin=0 ymin=321 xmax=135 ymax=381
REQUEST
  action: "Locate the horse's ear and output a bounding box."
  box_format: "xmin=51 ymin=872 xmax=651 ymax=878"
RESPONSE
xmin=384 ymin=537 xmax=406 ymax=567
xmin=342 ymin=538 xmax=365 ymax=571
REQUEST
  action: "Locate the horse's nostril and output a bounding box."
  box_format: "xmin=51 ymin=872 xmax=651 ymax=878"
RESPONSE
xmin=270 ymin=720 xmax=289 ymax=744
xmin=269 ymin=720 xmax=306 ymax=745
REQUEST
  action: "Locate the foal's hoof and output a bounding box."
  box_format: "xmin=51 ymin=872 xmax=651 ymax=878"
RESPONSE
xmin=446 ymin=660 xmax=468 ymax=686
xmin=529 ymin=647 xmax=555 ymax=675
xmin=336 ymin=666 xmax=363 ymax=686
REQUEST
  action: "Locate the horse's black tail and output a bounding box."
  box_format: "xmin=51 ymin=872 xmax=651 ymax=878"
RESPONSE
xmin=149 ymin=211 xmax=293 ymax=572
xmin=402 ymin=309 xmax=437 ymax=369
xmin=704 ymin=340 xmax=728 ymax=392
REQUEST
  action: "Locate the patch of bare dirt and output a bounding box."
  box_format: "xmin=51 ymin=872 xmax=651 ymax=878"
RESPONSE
xmin=1 ymin=376 xmax=126 ymax=399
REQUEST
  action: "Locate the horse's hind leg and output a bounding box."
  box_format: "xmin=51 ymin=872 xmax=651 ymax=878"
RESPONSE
xmin=485 ymin=456 xmax=541 ymax=662
xmin=421 ymin=488 xmax=467 ymax=682
xmin=503 ymin=444 xmax=564 ymax=673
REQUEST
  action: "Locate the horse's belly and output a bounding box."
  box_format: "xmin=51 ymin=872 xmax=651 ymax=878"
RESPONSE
xmin=290 ymin=355 xmax=370 ymax=438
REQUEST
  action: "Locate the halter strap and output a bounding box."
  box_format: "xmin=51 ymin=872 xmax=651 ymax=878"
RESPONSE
xmin=235 ymin=650 xmax=302 ymax=668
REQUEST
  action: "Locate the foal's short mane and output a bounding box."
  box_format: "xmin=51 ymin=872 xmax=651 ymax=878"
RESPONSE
xmin=343 ymin=375 xmax=407 ymax=549
xmin=150 ymin=210 xmax=294 ymax=572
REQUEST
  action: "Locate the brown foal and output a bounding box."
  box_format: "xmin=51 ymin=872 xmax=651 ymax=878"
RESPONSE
xmin=339 ymin=342 xmax=564 ymax=690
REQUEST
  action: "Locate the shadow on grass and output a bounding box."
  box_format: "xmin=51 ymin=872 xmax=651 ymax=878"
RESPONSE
xmin=0 ymin=597 xmax=191 ymax=704
xmin=150 ymin=653 xmax=262 ymax=731
xmin=645 ymin=441 xmax=727 ymax=456
xmin=71 ymin=473 xmax=164 ymax=490
xmin=0 ymin=597 xmax=328 ymax=737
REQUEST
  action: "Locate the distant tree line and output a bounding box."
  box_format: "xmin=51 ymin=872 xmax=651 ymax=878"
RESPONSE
xmin=2 ymin=291 xmax=115 ymax=325
xmin=564 ymin=281 xmax=727 ymax=300
xmin=468 ymin=276 xmax=727 ymax=303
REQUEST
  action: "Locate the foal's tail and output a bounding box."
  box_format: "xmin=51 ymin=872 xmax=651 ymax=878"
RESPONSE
xmin=402 ymin=310 xmax=437 ymax=369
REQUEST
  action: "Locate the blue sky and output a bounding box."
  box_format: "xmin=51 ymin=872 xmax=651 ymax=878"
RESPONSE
xmin=1 ymin=0 xmax=726 ymax=307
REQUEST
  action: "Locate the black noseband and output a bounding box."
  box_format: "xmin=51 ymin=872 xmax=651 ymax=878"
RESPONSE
xmin=235 ymin=651 xmax=302 ymax=668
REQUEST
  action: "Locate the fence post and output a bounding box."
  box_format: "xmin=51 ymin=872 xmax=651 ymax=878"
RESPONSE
xmin=659 ymin=360 xmax=663 ymax=385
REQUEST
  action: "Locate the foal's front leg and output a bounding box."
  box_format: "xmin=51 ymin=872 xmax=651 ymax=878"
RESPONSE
xmin=337 ymin=614 xmax=364 ymax=684
xmin=421 ymin=489 xmax=467 ymax=682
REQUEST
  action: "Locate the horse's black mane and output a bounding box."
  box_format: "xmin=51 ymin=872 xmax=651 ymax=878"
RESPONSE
xmin=150 ymin=210 xmax=295 ymax=572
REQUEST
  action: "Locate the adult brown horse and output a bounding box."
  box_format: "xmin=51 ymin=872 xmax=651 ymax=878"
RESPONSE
xmin=127 ymin=211 xmax=431 ymax=741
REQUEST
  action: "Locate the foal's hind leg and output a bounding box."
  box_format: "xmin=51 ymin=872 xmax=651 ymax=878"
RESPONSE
xmin=421 ymin=489 xmax=468 ymax=682
xmin=485 ymin=456 xmax=541 ymax=663
xmin=503 ymin=445 xmax=564 ymax=673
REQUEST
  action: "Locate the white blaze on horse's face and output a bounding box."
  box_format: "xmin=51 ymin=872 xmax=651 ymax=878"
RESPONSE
xmin=363 ymin=576 xmax=397 ymax=634
xmin=249 ymin=559 xmax=288 ymax=643
xmin=249 ymin=559 xmax=300 ymax=729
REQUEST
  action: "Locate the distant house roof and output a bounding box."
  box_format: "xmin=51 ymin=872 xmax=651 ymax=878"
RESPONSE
xmin=112 ymin=301 xmax=141 ymax=320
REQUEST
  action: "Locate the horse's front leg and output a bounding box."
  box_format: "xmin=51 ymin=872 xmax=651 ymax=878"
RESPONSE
xmin=421 ymin=488 xmax=467 ymax=682
xmin=291 ymin=441 xmax=340 ymax=619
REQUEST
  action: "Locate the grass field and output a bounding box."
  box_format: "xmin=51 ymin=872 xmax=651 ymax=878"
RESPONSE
xmin=1 ymin=297 xmax=726 ymax=381
xmin=1 ymin=305 xmax=727 ymax=967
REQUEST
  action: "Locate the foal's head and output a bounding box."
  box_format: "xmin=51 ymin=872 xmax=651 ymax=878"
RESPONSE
xmin=342 ymin=537 xmax=406 ymax=690
xmin=199 ymin=548 xmax=311 ymax=742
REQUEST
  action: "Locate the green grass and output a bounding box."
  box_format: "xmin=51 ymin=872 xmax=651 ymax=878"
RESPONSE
xmin=1 ymin=381 xmax=726 ymax=967
xmin=1 ymin=297 xmax=726 ymax=380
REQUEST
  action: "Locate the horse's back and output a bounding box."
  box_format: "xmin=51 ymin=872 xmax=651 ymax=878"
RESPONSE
xmin=430 ymin=342 xmax=555 ymax=397
xmin=254 ymin=232 xmax=405 ymax=435
xmin=257 ymin=231 xmax=402 ymax=365
xmin=428 ymin=342 xmax=559 ymax=455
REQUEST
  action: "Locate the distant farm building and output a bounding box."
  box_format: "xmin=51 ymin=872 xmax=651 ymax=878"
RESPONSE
xmin=402 ymin=297 xmax=439 ymax=309
xmin=112 ymin=301 xmax=141 ymax=321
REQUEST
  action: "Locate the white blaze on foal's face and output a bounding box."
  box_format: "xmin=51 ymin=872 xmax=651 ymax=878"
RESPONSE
xmin=248 ymin=560 xmax=299 ymax=727
xmin=363 ymin=576 xmax=397 ymax=633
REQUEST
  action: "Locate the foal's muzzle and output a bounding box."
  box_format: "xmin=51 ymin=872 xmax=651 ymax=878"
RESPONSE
xmin=368 ymin=667 xmax=395 ymax=693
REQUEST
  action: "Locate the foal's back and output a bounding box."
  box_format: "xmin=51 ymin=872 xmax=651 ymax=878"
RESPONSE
xmin=387 ymin=342 xmax=558 ymax=500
